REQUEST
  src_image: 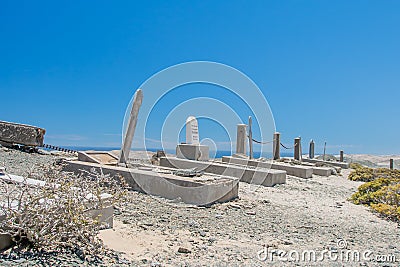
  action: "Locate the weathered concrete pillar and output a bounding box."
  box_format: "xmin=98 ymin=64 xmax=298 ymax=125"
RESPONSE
xmin=390 ymin=159 xmax=394 ymax=170
xmin=186 ymin=116 xmax=199 ymax=145
xmin=294 ymin=137 xmax=302 ymax=161
xmin=248 ymin=117 xmax=253 ymax=159
xmin=236 ymin=124 xmax=247 ymax=155
xmin=309 ymin=140 xmax=315 ymax=159
xmin=119 ymin=89 xmax=143 ymax=164
xmin=273 ymin=132 xmax=280 ymax=160
xmin=340 ymin=150 xmax=344 ymax=162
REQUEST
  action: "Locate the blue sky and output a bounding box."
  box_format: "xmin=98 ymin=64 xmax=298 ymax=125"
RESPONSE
xmin=1 ymin=1 xmax=399 ymax=154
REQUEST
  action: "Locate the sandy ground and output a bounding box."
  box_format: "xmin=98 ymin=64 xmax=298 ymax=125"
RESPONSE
xmin=99 ymin=169 xmax=400 ymax=266
xmin=0 ymin=148 xmax=399 ymax=266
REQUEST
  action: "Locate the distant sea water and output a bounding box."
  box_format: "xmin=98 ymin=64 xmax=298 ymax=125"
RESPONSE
xmin=61 ymin=146 xmax=294 ymax=159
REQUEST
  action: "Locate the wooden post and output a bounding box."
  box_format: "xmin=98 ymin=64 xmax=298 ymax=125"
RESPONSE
xmin=390 ymin=159 xmax=394 ymax=170
xmin=273 ymin=132 xmax=280 ymax=160
xmin=248 ymin=116 xmax=253 ymax=159
xmin=323 ymin=142 xmax=327 ymax=161
xmin=309 ymin=140 xmax=315 ymax=159
xmin=119 ymin=89 xmax=143 ymax=164
xmin=294 ymin=137 xmax=302 ymax=161
xmin=340 ymin=150 xmax=344 ymax=162
xmin=236 ymin=124 xmax=247 ymax=155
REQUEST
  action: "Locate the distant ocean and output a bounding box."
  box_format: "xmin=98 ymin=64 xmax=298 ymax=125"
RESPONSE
xmin=60 ymin=146 xmax=294 ymax=159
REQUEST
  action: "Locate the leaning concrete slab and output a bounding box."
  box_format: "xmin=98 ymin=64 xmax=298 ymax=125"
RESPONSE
xmin=0 ymin=120 xmax=45 ymax=147
xmin=64 ymin=160 xmax=239 ymax=206
xmin=159 ymin=157 xmax=286 ymax=186
xmin=78 ymin=151 xmax=118 ymax=165
xmin=302 ymin=158 xmax=350 ymax=169
xmin=221 ymin=156 xmax=313 ymax=179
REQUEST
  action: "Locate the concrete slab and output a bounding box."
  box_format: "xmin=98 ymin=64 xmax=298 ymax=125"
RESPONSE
xmin=302 ymin=158 xmax=350 ymax=169
xmin=159 ymin=157 xmax=286 ymax=186
xmin=312 ymin=166 xmax=332 ymax=176
xmin=221 ymin=156 xmax=313 ymax=179
xmin=64 ymin=160 xmax=239 ymax=206
xmin=78 ymin=151 xmax=118 ymax=165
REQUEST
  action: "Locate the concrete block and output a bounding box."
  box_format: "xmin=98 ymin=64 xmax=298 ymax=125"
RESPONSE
xmin=312 ymin=166 xmax=332 ymax=176
xmin=0 ymin=120 xmax=45 ymax=147
xmin=159 ymin=157 xmax=286 ymax=186
xmin=221 ymin=156 xmax=313 ymax=179
xmin=64 ymin=160 xmax=239 ymax=206
xmin=176 ymin=144 xmax=209 ymax=161
xmin=302 ymin=158 xmax=350 ymax=169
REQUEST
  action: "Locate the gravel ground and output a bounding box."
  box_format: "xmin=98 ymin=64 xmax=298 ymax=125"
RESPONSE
xmin=0 ymin=147 xmax=399 ymax=266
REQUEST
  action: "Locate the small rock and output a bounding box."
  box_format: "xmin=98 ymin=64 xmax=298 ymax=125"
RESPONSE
xmin=178 ymin=247 xmax=191 ymax=254
xmin=229 ymin=203 xmax=241 ymax=209
xmin=245 ymin=210 xmax=256 ymax=215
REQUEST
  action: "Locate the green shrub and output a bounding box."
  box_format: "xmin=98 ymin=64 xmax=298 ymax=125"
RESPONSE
xmin=349 ymin=166 xmax=400 ymax=222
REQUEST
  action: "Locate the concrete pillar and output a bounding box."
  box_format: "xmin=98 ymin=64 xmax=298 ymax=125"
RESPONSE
xmin=273 ymin=132 xmax=280 ymax=160
xmin=248 ymin=117 xmax=253 ymax=159
xmin=236 ymin=124 xmax=247 ymax=155
xmin=340 ymin=150 xmax=344 ymax=162
xmin=309 ymin=140 xmax=315 ymax=159
xmin=119 ymin=89 xmax=143 ymax=164
xmin=390 ymin=159 xmax=394 ymax=170
xmin=294 ymin=137 xmax=302 ymax=161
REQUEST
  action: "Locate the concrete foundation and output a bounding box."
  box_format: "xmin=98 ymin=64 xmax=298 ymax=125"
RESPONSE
xmin=221 ymin=156 xmax=313 ymax=178
xmin=176 ymin=144 xmax=209 ymax=161
xmin=222 ymin=156 xmax=333 ymax=177
xmin=302 ymin=158 xmax=350 ymax=169
xmin=64 ymin=160 xmax=238 ymax=206
xmin=159 ymin=157 xmax=286 ymax=186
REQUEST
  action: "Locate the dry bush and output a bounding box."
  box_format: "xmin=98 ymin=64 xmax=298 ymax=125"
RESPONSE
xmin=0 ymin=163 xmax=128 ymax=258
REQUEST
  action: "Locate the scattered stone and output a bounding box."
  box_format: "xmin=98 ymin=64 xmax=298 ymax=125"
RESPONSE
xmin=178 ymin=247 xmax=191 ymax=254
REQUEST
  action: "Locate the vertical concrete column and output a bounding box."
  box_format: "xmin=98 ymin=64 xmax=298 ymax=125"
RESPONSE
xmin=273 ymin=132 xmax=280 ymax=160
xmin=309 ymin=140 xmax=315 ymax=159
xmin=236 ymin=124 xmax=247 ymax=155
xmin=390 ymin=159 xmax=394 ymax=170
xmin=294 ymin=137 xmax=302 ymax=161
xmin=340 ymin=150 xmax=344 ymax=162
xmin=119 ymin=89 xmax=143 ymax=164
xmin=248 ymin=116 xmax=253 ymax=159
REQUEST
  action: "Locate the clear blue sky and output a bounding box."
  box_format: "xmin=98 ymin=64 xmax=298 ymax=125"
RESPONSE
xmin=1 ymin=1 xmax=399 ymax=154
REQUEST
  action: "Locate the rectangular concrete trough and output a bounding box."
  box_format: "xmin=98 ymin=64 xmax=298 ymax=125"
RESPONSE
xmin=221 ymin=156 xmax=314 ymax=178
xmin=159 ymin=157 xmax=286 ymax=186
xmin=302 ymin=158 xmax=350 ymax=169
xmin=64 ymin=160 xmax=239 ymax=206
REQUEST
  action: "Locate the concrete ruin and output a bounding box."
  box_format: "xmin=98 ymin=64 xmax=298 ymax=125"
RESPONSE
xmin=159 ymin=157 xmax=286 ymax=186
xmin=0 ymin=120 xmax=45 ymax=147
xmin=64 ymin=90 xmax=238 ymax=206
xmin=64 ymin=160 xmax=239 ymax=206
xmin=176 ymin=116 xmax=209 ymax=161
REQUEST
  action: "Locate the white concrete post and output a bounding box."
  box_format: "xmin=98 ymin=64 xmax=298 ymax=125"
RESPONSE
xmin=236 ymin=124 xmax=247 ymax=155
xmin=119 ymin=89 xmax=143 ymax=164
xmin=294 ymin=137 xmax=302 ymax=161
xmin=273 ymin=132 xmax=280 ymax=160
